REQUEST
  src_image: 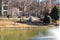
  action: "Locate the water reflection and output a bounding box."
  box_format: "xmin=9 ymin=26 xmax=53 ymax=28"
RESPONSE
xmin=0 ymin=28 xmax=55 ymax=40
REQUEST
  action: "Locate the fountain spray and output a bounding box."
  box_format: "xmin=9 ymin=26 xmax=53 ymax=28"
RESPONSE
xmin=49 ymin=25 xmax=60 ymax=40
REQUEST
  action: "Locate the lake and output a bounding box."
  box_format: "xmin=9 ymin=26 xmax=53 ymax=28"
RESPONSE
xmin=0 ymin=27 xmax=56 ymax=40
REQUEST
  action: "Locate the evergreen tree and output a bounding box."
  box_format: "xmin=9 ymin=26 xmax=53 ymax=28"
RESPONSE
xmin=50 ymin=6 xmax=59 ymax=26
xmin=50 ymin=6 xmax=59 ymax=20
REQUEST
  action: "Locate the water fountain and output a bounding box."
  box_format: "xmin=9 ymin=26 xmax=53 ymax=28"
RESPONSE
xmin=49 ymin=25 xmax=60 ymax=40
xmin=31 ymin=25 xmax=60 ymax=40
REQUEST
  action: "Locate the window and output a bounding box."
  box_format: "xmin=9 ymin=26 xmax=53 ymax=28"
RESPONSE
xmin=4 ymin=6 xmax=8 ymax=10
xmin=4 ymin=11 xmax=8 ymax=16
xmin=0 ymin=11 xmax=2 ymax=16
xmin=4 ymin=1 xmax=8 ymax=4
xmin=0 ymin=6 xmax=2 ymax=10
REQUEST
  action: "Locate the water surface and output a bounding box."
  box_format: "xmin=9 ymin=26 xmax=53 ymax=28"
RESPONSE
xmin=0 ymin=28 xmax=56 ymax=40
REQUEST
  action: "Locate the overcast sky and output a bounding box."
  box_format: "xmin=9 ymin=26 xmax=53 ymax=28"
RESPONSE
xmin=39 ymin=0 xmax=60 ymax=3
xmin=39 ymin=0 xmax=45 ymax=2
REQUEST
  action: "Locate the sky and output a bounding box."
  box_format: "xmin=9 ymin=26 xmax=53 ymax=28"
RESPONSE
xmin=37 ymin=0 xmax=43 ymax=2
xmin=39 ymin=0 xmax=60 ymax=3
xmin=39 ymin=0 xmax=45 ymax=2
xmin=54 ymin=0 xmax=60 ymax=4
xmin=39 ymin=0 xmax=42 ymax=2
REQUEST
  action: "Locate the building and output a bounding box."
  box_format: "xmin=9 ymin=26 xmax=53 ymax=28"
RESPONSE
xmin=0 ymin=0 xmax=2 ymax=16
xmin=0 ymin=0 xmax=8 ymax=16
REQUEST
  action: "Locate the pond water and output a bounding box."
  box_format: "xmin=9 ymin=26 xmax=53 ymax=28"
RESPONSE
xmin=0 ymin=28 xmax=56 ymax=40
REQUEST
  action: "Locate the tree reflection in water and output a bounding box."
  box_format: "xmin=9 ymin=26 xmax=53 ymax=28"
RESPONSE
xmin=0 ymin=28 xmax=49 ymax=40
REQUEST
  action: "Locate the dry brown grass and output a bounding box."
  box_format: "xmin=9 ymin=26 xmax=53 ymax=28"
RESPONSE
xmin=0 ymin=19 xmax=33 ymax=27
xmin=0 ymin=19 xmax=59 ymax=28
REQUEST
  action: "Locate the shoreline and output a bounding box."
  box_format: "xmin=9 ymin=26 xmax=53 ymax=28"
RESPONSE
xmin=0 ymin=19 xmax=59 ymax=28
